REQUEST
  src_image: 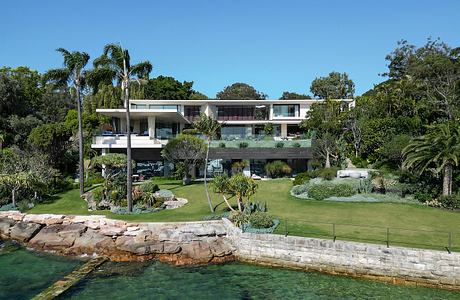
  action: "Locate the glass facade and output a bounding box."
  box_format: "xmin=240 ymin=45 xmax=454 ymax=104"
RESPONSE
xmin=156 ymin=122 xmax=179 ymax=139
xmin=221 ymin=125 xmax=252 ymax=139
xmin=273 ymin=104 xmax=300 ymax=118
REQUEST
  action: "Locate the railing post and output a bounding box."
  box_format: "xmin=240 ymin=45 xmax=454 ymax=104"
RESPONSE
xmin=447 ymin=232 xmax=452 ymax=254
xmin=332 ymin=223 xmax=336 ymax=242
xmin=386 ymin=227 xmax=390 ymax=248
xmin=284 ymin=218 xmax=288 ymax=237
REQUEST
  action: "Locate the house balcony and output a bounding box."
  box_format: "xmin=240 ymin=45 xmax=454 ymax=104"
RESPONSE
xmin=210 ymin=137 xmax=311 ymax=148
xmin=91 ymin=134 xmax=166 ymax=149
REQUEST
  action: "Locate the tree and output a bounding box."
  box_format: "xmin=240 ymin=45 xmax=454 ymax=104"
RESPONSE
xmin=43 ymin=48 xmax=90 ymax=196
xmin=403 ymin=123 xmax=460 ymax=196
xmin=379 ymin=134 xmax=412 ymax=169
xmin=279 ymin=91 xmax=311 ymax=100
xmin=144 ymin=76 xmax=194 ymax=99
xmin=27 ymin=122 xmax=72 ymax=171
xmin=212 ymin=173 xmax=258 ymax=212
xmin=190 ymin=91 xmax=209 ymax=100
xmin=216 ymin=83 xmax=266 ymax=100
xmin=312 ymin=132 xmax=345 ymax=168
xmin=161 ymin=134 xmax=206 ymax=185
xmin=310 ymin=72 xmax=355 ymax=99
xmin=192 ymin=113 xmax=222 ymax=212
xmin=92 ymin=43 xmax=152 ymax=212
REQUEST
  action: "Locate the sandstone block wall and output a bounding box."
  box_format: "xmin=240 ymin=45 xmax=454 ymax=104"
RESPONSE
xmin=0 ymin=212 xmax=235 ymax=265
xmin=222 ymin=218 xmax=460 ymax=290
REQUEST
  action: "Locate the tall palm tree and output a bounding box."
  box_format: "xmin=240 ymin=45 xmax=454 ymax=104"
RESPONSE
xmin=91 ymin=44 xmax=152 ymax=212
xmin=192 ymin=113 xmax=222 ymax=212
xmin=44 ymin=48 xmax=89 ymax=196
xmin=403 ymin=122 xmax=460 ymax=196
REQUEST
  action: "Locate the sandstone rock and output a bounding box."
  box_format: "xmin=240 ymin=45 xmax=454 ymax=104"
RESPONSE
xmin=181 ymin=241 xmax=213 ymax=262
xmin=115 ymin=236 xmax=164 ymax=255
xmin=23 ymin=214 xmax=64 ymax=225
xmin=69 ymin=229 xmax=114 ymax=255
xmin=0 ymin=217 xmax=16 ymax=238
xmin=28 ymin=223 xmax=86 ymax=250
xmin=9 ymin=222 xmax=42 ymax=242
xmin=100 ymin=225 xmax=125 ymax=236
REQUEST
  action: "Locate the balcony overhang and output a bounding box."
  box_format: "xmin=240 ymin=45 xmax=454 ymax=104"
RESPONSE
xmin=95 ymin=109 xmax=191 ymax=124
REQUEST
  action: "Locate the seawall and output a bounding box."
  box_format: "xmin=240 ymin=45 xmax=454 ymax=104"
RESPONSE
xmin=1 ymin=211 xmax=460 ymax=290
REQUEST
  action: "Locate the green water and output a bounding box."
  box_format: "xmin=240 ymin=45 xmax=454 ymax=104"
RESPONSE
xmin=0 ymin=241 xmax=82 ymax=300
xmin=1 ymin=242 xmax=459 ymax=300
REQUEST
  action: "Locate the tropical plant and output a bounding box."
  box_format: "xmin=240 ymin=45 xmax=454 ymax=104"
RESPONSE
xmin=212 ymin=173 xmax=258 ymax=211
xmin=265 ymin=160 xmax=292 ymax=178
xmin=90 ymin=44 xmax=152 ymax=212
xmin=192 ymin=113 xmax=222 ymax=212
xmin=43 ymin=48 xmax=90 ymax=196
xmin=403 ymin=122 xmax=460 ymax=196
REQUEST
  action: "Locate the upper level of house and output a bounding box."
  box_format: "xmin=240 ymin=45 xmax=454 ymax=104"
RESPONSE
xmin=91 ymin=99 xmax=354 ymax=149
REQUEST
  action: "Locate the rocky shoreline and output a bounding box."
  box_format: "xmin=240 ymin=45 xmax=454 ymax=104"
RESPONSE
xmin=0 ymin=211 xmax=235 ymax=265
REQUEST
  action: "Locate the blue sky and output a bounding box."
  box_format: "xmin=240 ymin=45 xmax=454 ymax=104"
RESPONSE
xmin=1 ymin=0 xmax=459 ymax=98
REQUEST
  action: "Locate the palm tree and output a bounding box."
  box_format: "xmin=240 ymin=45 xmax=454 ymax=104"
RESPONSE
xmin=44 ymin=48 xmax=89 ymax=196
xmin=403 ymin=122 xmax=460 ymax=196
xmin=192 ymin=113 xmax=222 ymax=212
xmin=91 ymin=44 xmax=152 ymax=212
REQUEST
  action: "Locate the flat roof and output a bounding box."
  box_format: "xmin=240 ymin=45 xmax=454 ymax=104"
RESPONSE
xmin=129 ymin=99 xmax=354 ymax=105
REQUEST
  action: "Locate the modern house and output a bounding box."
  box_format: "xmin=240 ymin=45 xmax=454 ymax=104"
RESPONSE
xmin=91 ymin=99 xmax=354 ymax=178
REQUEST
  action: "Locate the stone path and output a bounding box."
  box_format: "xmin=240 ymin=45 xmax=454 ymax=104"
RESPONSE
xmin=32 ymin=256 xmax=108 ymax=300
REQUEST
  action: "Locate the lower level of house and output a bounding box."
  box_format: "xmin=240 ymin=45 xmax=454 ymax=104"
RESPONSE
xmin=105 ymin=148 xmax=312 ymax=178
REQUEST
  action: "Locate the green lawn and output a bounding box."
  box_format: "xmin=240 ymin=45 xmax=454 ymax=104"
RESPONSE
xmin=29 ymin=179 xmax=460 ymax=251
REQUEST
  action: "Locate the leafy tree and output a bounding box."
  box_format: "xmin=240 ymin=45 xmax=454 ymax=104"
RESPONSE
xmin=212 ymin=173 xmax=235 ymax=212
xmin=83 ymin=84 xmax=122 ymax=114
xmin=212 ymin=173 xmax=258 ymax=211
xmin=144 ymin=76 xmax=194 ymax=99
xmin=279 ymin=91 xmax=311 ymax=100
xmin=27 ymin=122 xmax=72 ymax=171
xmin=403 ymin=123 xmax=460 ymax=196
xmin=310 ymin=71 xmax=355 ymax=99
xmin=216 ymin=83 xmax=266 ymax=100
xmin=378 ymin=134 xmax=412 ymax=169
xmin=299 ymin=99 xmax=343 ymax=136
xmin=192 ymin=113 xmax=222 ymax=212
xmin=43 ymin=48 xmax=90 ymax=196
xmin=8 ymin=115 xmax=42 ymax=145
xmin=190 ymin=91 xmax=209 ymax=100
xmin=0 ymin=73 xmax=23 ymax=128
xmin=312 ymin=132 xmax=346 ymax=168
xmin=161 ymin=134 xmax=206 ymax=185
xmin=38 ymin=86 xmax=75 ymax=123
xmin=91 ymin=43 xmax=153 ymax=212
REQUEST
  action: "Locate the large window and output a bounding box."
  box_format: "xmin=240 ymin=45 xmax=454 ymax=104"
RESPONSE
xmin=184 ymin=105 xmax=201 ymax=121
xmin=156 ymin=122 xmax=179 ymax=140
xmin=273 ymin=104 xmax=299 ymax=118
xmin=221 ymin=125 xmax=252 ymax=139
xmin=217 ymin=106 xmax=255 ymax=121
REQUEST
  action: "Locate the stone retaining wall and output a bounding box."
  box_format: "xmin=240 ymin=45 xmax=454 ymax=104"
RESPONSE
xmin=2 ymin=211 xmax=460 ymax=290
xmin=222 ymin=218 xmax=460 ymax=290
xmin=0 ymin=211 xmax=235 ymax=265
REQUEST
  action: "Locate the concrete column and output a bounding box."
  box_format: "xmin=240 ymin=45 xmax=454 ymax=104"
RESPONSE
xmin=269 ymin=104 xmax=274 ymax=120
xmin=281 ymin=123 xmax=288 ymax=138
xmin=148 ymin=116 xmax=156 ymax=139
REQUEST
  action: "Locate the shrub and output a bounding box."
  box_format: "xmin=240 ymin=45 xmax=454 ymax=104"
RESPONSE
xmin=293 ymin=172 xmax=311 ymax=186
xmin=275 ymin=142 xmax=284 ymax=148
xmin=111 ymin=205 xmax=159 ymax=215
xmin=292 ymin=142 xmax=301 ymax=148
xmin=239 ymin=142 xmax=248 ymax=148
xmin=0 ymin=203 xmax=17 ymax=211
xmin=230 ymin=211 xmax=248 ymax=227
xmin=243 ymin=202 xmax=267 ymax=214
xmin=291 ymin=184 xmax=309 ymax=196
xmin=248 ymin=212 xmax=274 ymax=229
xmin=317 ymin=167 xmax=339 ymax=180
xmin=308 ymin=183 xmax=356 ymax=200
xmin=142 ymin=182 xmax=160 ymax=194
xmin=439 ymin=194 xmax=460 ymax=210
xmin=357 ymin=179 xmax=373 ymax=194
xmin=157 ymin=189 xmax=174 ymax=200
xmin=414 ymin=192 xmax=433 ymax=203
xmin=92 ymin=189 xmax=103 ymax=203
xmin=219 ymin=142 xmax=226 ymax=148
xmin=202 ymin=212 xmax=231 ymax=221
xmin=265 ymin=160 xmax=292 ymax=178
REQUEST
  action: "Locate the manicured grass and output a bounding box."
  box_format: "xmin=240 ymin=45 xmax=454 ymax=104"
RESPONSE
xmin=29 ymin=179 xmax=460 ymax=251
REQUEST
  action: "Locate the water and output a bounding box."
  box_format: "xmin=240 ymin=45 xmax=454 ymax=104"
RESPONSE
xmin=0 ymin=242 xmax=459 ymax=300
xmin=0 ymin=241 xmax=82 ymax=300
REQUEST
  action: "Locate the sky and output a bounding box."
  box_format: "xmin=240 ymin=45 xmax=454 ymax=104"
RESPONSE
xmin=1 ymin=0 xmax=460 ymax=98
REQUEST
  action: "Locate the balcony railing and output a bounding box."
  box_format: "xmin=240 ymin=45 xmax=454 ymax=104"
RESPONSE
xmin=92 ymin=134 xmax=164 ymax=148
xmin=210 ymin=138 xmax=311 ymax=148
